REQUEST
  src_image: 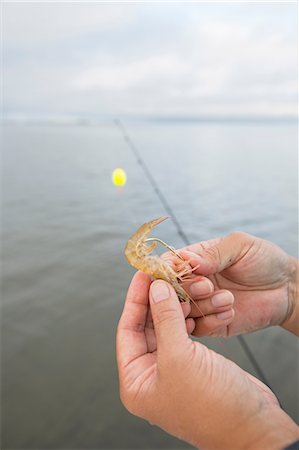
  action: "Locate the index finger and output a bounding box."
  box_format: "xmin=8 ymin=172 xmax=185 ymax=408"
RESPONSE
xmin=181 ymin=238 xmax=222 ymax=255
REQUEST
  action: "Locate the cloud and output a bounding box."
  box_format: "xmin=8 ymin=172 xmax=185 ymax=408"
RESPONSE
xmin=3 ymin=3 xmax=135 ymax=46
xmin=73 ymin=55 xmax=189 ymax=91
xmin=3 ymin=2 xmax=298 ymax=118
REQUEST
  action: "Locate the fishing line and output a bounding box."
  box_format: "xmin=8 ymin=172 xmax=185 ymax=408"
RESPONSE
xmin=115 ymin=118 xmax=271 ymax=388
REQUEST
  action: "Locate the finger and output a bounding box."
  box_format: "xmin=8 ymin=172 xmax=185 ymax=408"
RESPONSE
xmin=181 ymin=301 xmax=191 ymax=318
xmin=160 ymin=251 xmax=176 ymax=263
xmin=182 ymin=276 xmax=214 ymax=298
xmin=149 ymin=280 xmax=189 ymax=356
xmin=160 ymin=239 xmax=221 ymax=264
xmin=192 ymin=308 xmax=235 ymax=337
xmin=145 ymin=326 xmax=157 ymax=353
xmin=184 ymin=237 xmax=222 ymax=254
xmin=143 ymin=303 xmax=191 ymax=353
xmin=160 ymin=251 xmax=192 ymax=273
xmin=189 ymin=290 xmax=235 ymax=318
xmin=186 ymin=317 xmax=195 ymax=335
xmin=117 ymin=271 xmax=151 ymax=370
xmin=145 ymin=315 xmax=195 ymax=353
xmin=145 ymin=300 xmax=191 ymax=328
xmin=179 ymin=232 xmax=255 ymax=276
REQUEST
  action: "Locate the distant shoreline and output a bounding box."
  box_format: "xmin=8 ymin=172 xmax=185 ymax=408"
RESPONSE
xmin=2 ymin=114 xmax=298 ymax=127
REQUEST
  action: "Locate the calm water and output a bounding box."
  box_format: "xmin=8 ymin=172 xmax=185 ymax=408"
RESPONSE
xmin=2 ymin=122 xmax=298 ymax=449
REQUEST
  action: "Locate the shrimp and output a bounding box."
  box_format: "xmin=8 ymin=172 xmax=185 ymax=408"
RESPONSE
xmin=125 ymin=216 xmax=204 ymax=315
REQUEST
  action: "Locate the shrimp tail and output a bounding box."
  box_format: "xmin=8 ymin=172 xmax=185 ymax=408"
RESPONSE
xmin=124 ymin=216 xmax=168 ymax=264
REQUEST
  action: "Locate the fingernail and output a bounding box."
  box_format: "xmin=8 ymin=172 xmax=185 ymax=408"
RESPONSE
xmin=190 ymin=280 xmax=213 ymax=297
xmin=151 ymin=281 xmax=170 ymax=303
xmin=212 ymin=292 xmax=234 ymax=308
xmin=216 ymin=309 xmax=233 ymax=321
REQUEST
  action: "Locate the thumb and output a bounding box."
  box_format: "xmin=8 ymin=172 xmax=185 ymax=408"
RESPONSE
xmin=149 ymin=280 xmax=188 ymax=354
xmin=182 ymin=231 xmax=255 ymax=276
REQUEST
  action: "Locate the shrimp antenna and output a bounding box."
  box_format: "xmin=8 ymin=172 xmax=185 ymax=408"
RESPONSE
xmin=145 ymin=238 xmax=184 ymax=261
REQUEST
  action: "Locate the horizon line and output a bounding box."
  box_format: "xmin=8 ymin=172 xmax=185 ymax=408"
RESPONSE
xmin=2 ymin=113 xmax=298 ymax=125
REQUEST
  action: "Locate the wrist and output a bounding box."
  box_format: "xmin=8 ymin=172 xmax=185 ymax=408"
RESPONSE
xmin=281 ymin=256 xmax=299 ymax=336
xmin=246 ymin=408 xmax=299 ymax=450
xmin=192 ymin=408 xmax=299 ymax=450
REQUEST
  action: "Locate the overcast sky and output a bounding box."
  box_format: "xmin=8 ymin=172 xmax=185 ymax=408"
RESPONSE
xmin=3 ymin=2 xmax=298 ymax=119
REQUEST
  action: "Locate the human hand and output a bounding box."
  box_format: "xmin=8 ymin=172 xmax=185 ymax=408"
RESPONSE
xmin=163 ymin=232 xmax=298 ymax=337
xmin=117 ymin=272 xmax=299 ymax=449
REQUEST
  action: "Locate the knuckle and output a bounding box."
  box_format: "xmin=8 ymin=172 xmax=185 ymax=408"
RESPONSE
xmin=198 ymin=241 xmax=208 ymax=251
xmin=204 ymin=244 xmax=221 ymax=264
xmin=228 ymin=231 xmax=250 ymax=242
xmin=154 ymin=307 xmax=179 ymax=328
